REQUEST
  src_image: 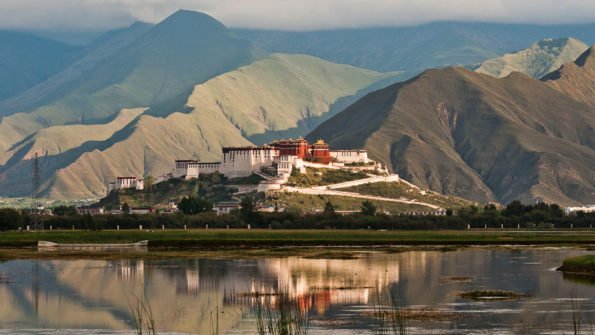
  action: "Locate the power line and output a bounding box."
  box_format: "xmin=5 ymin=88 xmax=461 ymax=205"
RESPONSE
xmin=31 ymin=153 xmax=43 ymax=231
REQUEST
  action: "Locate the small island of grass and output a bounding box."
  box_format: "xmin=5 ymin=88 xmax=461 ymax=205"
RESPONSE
xmin=459 ymin=290 xmax=529 ymax=300
xmin=557 ymin=255 xmax=595 ymax=276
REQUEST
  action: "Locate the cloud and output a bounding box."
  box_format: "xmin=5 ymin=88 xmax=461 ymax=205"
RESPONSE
xmin=1 ymin=0 xmax=595 ymax=32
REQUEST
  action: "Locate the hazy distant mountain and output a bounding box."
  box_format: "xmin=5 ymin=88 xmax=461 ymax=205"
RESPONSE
xmin=0 ymin=31 xmax=79 ymax=102
xmin=0 ymin=22 xmax=153 ymax=116
xmin=308 ymin=59 xmax=595 ymax=205
xmin=476 ymin=37 xmax=589 ymax=78
xmin=542 ymin=46 xmax=595 ymax=107
xmin=0 ymin=53 xmax=397 ymax=198
xmin=236 ymin=22 xmax=595 ymax=72
xmin=0 ymin=10 xmax=259 ymax=156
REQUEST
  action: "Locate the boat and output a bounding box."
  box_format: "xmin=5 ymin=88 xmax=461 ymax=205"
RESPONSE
xmin=38 ymin=240 xmax=149 ymax=251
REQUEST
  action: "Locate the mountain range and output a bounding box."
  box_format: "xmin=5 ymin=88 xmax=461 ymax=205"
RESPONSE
xmin=236 ymin=22 xmax=595 ymax=72
xmin=0 ymin=11 xmax=399 ymax=198
xmin=475 ymin=37 xmax=589 ymax=78
xmin=308 ymin=47 xmax=595 ymax=205
xmin=0 ymin=10 xmax=594 ymax=206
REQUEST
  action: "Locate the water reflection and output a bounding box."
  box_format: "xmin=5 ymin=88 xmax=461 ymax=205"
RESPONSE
xmin=0 ymin=249 xmax=593 ymax=334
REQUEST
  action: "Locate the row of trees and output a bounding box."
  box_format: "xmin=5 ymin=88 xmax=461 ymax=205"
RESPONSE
xmin=0 ymin=199 xmax=593 ymax=231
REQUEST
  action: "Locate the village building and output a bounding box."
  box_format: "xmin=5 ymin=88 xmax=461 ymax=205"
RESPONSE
xmin=76 ymin=206 xmax=105 ymax=216
xmin=565 ymin=205 xmax=595 ymax=215
xmin=214 ymin=201 xmax=242 ymax=215
xmin=129 ymin=208 xmax=154 ymax=215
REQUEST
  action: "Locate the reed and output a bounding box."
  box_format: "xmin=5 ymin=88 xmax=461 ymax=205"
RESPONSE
xmin=128 ymin=294 xmax=157 ymax=335
xmin=373 ymin=289 xmax=407 ymax=335
xmin=253 ymin=291 xmax=309 ymax=335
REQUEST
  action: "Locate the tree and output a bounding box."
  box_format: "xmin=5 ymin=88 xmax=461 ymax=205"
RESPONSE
xmin=503 ymin=200 xmax=526 ymax=217
xmin=52 ymin=205 xmax=78 ymax=216
xmin=84 ymin=214 xmax=101 ymax=231
xmin=361 ymin=200 xmax=377 ymax=216
xmin=483 ymin=204 xmax=498 ymax=214
xmin=324 ymin=200 xmax=336 ymax=214
xmin=240 ymin=195 xmax=258 ymax=221
xmin=196 ymin=198 xmax=214 ymax=213
xmin=548 ymin=203 xmax=564 ymax=218
xmin=144 ymin=175 xmax=154 ymax=191
xmin=0 ymin=209 xmax=22 ymax=231
xmin=121 ymin=202 xmax=130 ymax=214
xmin=178 ymin=196 xmax=213 ymax=215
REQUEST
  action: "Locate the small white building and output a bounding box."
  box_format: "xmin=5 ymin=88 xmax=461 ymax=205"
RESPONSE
xmin=76 ymin=207 xmax=105 ymax=216
xmin=330 ymin=150 xmax=369 ymax=164
xmin=109 ymin=177 xmax=144 ymax=192
xmin=565 ymin=205 xmax=595 ymax=215
xmin=214 ymin=201 xmax=242 ymax=215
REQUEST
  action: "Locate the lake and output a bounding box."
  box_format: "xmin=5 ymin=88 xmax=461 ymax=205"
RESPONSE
xmin=0 ymin=248 xmax=593 ymax=334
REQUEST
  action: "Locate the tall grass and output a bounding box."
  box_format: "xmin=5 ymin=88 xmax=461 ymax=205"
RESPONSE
xmin=254 ymin=292 xmax=309 ymax=335
xmin=571 ymin=295 xmax=595 ymax=335
xmin=128 ymin=294 xmax=157 ymax=335
xmin=373 ymin=289 xmax=407 ymax=335
xmin=210 ymin=305 xmax=220 ymax=335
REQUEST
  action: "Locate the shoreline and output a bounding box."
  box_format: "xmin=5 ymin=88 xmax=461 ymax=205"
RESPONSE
xmin=0 ymin=245 xmax=590 ymax=262
xmin=1 ymin=229 xmax=594 ymax=261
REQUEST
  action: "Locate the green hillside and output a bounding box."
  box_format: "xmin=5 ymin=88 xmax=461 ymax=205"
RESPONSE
xmin=97 ymin=174 xmax=251 ymax=209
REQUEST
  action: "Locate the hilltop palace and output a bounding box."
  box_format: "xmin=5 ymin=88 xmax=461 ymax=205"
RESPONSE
xmin=109 ymin=138 xmax=373 ymax=192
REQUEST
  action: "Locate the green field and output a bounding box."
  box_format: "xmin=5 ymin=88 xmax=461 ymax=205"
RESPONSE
xmin=342 ymin=182 xmax=474 ymax=209
xmin=557 ymin=254 xmax=595 ymax=275
xmin=1 ymin=229 xmax=595 ymax=248
xmin=286 ymin=168 xmax=369 ymax=187
xmin=266 ymin=192 xmax=431 ymax=213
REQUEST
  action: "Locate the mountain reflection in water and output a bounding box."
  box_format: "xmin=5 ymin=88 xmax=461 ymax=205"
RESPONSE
xmin=0 ymin=249 xmax=593 ymax=334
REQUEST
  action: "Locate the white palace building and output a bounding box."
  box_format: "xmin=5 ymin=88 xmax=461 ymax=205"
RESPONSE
xmin=108 ymin=176 xmax=144 ymax=192
xmin=172 ymin=138 xmax=370 ymax=180
xmin=109 ymin=138 xmax=371 ymax=193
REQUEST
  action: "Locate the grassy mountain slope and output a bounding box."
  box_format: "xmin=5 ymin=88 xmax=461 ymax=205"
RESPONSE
xmin=0 ymin=10 xmax=259 ymax=156
xmin=308 ymin=67 xmax=595 ymax=206
xmin=0 ymin=22 xmax=153 ymax=116
xmin=1 ymin=108 xmax=145 ymax=163
xmin=475 ymin=37 xmax=588 ymax=78
xmin=542 ymin=46 xmax=595 ymax=107
xmin=236 ymin=22 xmax=595 ymax=72
xmin=0 ymin=31 xmax=79 ymax=102
xmin=184 ymin=53 xmax=399 ymax=144
xmin=0 ymin=54 xmax=394 ymax=198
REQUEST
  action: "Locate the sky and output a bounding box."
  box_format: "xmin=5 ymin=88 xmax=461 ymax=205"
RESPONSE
xmin=1 ymin=0 xmax=595 ymax=32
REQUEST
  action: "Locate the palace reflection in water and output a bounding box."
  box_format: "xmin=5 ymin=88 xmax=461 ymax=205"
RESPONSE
xmin=0 ymin=249 xmax=594 ymax=334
